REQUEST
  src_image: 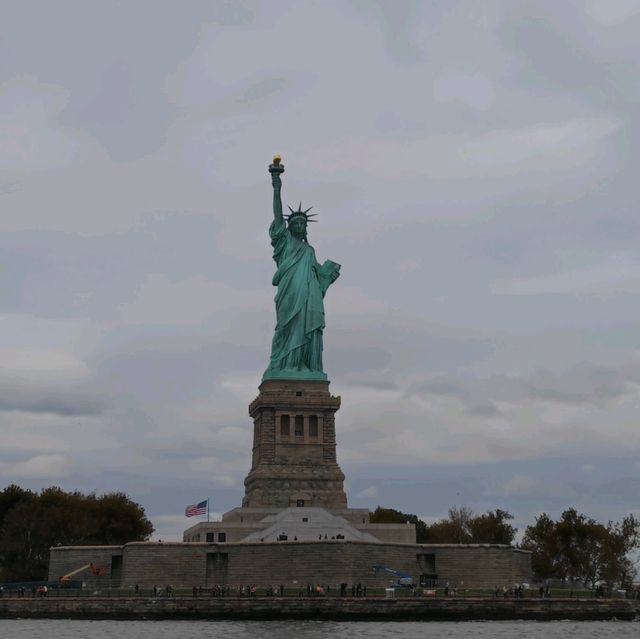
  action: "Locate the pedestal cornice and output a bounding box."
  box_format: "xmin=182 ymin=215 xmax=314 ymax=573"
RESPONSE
xmin=249 ymin=378 xmax=340 ymax=417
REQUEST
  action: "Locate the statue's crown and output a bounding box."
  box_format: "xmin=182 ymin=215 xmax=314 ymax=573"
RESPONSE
xmin=285 ymin=202 xmax=317 ymax=223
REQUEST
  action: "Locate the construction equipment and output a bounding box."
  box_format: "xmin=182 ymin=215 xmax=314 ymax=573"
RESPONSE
xmin=59 ymin=562 xmax=106 ymax=583
xmin=372 ymin=564 xmax=414 ymax=587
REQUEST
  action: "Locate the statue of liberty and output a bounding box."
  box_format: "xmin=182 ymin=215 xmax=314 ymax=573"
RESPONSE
xmin=263 ymin=156 xmax=341 ymax=380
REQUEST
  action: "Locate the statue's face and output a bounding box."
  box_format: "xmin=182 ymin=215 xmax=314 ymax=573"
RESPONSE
xmin=289 ymin=217 xmax=307 ymax=238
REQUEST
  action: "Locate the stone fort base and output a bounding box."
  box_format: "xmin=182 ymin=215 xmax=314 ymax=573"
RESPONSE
xmin=48 ymin=540 xmax=532 ymax=590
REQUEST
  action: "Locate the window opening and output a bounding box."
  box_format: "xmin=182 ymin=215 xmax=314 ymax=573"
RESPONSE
xmin=418 ymin=553 xmax=436 ymax=573
xmin=309 ymin=415 xmax=318 ymax=438
xmin=281 ymin=414 xmax=290 ymax=437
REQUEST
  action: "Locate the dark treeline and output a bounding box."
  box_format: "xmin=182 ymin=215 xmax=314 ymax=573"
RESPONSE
xmin=370 ymin=505 xmax=516 ymax=545
xmin=521 ymin=508 xmax=639 ymax=589
xmin=0 ymin=484 xmax=153 ymax=582
xmin=371 ymin=505 xmax=639 ymax=589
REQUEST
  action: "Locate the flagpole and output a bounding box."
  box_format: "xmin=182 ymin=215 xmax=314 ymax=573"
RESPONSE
xmin=207 ymin=498 xmax=210 ymax=522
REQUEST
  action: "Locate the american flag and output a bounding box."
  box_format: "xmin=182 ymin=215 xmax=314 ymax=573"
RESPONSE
xmin=185 ymin=500 xmax=208 ymax=517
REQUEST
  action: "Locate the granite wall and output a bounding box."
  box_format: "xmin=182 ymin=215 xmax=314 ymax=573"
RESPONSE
xmin=49 ymin=541 xmax=532 ymax=590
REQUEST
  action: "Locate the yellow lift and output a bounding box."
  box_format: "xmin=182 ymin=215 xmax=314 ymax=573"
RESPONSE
xmin=59 ymin=562 xmax=107 ymax=583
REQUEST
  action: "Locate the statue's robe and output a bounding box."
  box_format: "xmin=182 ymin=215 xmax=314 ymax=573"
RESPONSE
xmin=265 ymin=217 xmax=326 ymax=377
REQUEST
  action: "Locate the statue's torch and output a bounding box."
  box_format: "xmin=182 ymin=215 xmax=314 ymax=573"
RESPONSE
xmin=268 ymin=154 xmax=285 ymax=182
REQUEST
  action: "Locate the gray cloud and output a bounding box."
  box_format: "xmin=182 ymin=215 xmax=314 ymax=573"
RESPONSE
xmin=0 ymin=389 xmax=101 ymax=417
xmin=500 ymin=3 xmax=640 ymax=111
xmin=237 ymin=78 xmax=287 ymax=104
xmin=0 ymin=181 xmax=19 ymax=194
xmin=1 ymin=1 xmax=254 ymax=162
xmin=412 ymin=361 xmax=640 ymax=409
xmin=0 ymin=348 xmax=102 ymax=417
xmin=466 ymin=401 xmax=502 ymax=418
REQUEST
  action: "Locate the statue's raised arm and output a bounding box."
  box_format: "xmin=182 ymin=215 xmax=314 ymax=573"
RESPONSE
xmin=269 ymin=155 xmax=284 ymax=223
xmin=263 ymin=155 xmax=340 ymax=382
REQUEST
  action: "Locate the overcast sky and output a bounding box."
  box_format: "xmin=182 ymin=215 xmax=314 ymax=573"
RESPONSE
xmin=1 ymin=0 xmax=639 ymax=541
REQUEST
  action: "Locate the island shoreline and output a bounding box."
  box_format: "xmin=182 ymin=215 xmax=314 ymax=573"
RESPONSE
xmin=1 ymin=597 xmax=639 ymax=621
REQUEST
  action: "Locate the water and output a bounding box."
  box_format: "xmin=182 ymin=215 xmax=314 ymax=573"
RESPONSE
xmin=0 ymin=620 xmax=638 ymax=639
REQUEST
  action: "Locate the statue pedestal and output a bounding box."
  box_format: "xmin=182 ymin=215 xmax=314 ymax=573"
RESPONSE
xmin=242 ymin=379 xmax=347 ymax=509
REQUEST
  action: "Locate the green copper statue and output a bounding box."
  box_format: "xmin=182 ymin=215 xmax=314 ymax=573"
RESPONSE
xmin=263 ymin=155 xmax=341 ymax=381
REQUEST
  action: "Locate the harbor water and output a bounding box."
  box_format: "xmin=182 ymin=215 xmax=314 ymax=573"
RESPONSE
xmin=1 ymin=619 xmax=638 ymax=639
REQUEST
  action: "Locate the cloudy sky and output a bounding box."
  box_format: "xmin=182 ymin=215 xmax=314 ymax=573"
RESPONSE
xmin=1 ymin=0 xmax=639 ymax=541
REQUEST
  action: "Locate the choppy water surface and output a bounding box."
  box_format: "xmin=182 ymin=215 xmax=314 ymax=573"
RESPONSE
xmin=0 ymin=620 xmax=638 ymax=639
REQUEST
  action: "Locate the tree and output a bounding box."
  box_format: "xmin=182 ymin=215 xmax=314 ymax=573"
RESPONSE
xmin=91 ymin=492 xmax=154 ymax=545
xmin=602 ymin=515 xmax=640 ymax=589
xmin=0 ymin=484 xmax=35 ymax=533
xmin=370 ymin=505 xmax=517 ymax=545
xmin=521 ymin=509 xmax=640 ymax=589
xmin=469 ymin=509 xmax=517 ymax=545
xmin=1 ymin=499 xmax=50 ymax=581
xmin=0 ymin=485 xmax=36 ymax=581
xmin=0 ymin=485 xmax=154 ymax=582
xmin=519 ymin=512 xmax=558 ymax=580
xmin=422 ymin=507 xmax=472 ymax=543
xmin=423 ymin=507 xmax=517 ymax=545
